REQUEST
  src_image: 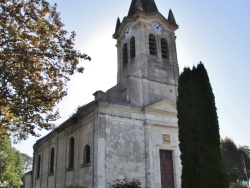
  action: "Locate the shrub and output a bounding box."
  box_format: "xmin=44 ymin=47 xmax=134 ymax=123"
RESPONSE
xmin=108 ymin=177 xmax=141 ymax=188
xmin=229 ymin=182 xmax=248 ymax=188
xmin=63 ymin=185 xmax=86 ymax=188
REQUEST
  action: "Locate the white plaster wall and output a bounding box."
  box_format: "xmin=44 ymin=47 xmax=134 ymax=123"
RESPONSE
xmin=98 ymin=101 xmax=181 ymax=188
xmin=105 ymin=114 xmax=147 ymax=187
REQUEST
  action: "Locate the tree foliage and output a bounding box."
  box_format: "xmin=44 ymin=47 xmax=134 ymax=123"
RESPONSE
xmin=21 ymin=152 xmax=33 ymax=173
xmin=0 ymin=0 xmax=90 ymax=138
xmin=239 ymin=145 xmax=250 ymax=179
xmin=221 ymin=137 xmax=250 ymax=183
xmin=0 ymin=136 xmax=23 ymax=187
xmin=229 ymin=182 xmax=248 ymax=188
xmin=177 ymin=63 xmax=229 ymax=188
xmin=221 ymin=137 xmax=243 ymax=183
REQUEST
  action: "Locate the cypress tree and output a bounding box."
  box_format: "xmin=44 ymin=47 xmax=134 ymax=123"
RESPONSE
xmin=177 ymin=63 xmax=229 ymax=188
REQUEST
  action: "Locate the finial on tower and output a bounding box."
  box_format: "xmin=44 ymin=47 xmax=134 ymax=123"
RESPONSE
xmin=115 ymin=17 xmax=121 ymax=33
xmin=168 ymin=9 xmax=177 ymax=25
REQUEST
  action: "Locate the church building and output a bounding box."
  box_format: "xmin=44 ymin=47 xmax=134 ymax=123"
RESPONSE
xmin=30 ymin=0 xmax=182 ymax=187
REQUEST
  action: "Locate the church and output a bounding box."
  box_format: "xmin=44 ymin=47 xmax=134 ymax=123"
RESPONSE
xmin=28 ymin=0 xmax=182 ymax=187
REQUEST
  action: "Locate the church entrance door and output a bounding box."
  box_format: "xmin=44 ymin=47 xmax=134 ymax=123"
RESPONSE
xmin=160 ymin=150 xmax=175 ymax=188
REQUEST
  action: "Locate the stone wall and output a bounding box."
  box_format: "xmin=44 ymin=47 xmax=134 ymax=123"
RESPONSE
xmin=33 ymin=104 xmax=97 ymax=188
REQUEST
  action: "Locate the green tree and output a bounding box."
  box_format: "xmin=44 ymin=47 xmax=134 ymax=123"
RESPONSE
xmin=221 ymin=138 xmax=250 ymax=184
xmin=177 ymin=63 xmax=229 ymax=188
xmin=221 ymin=137 xmax=243 ymax=183
xmin=239 ymin=146 xmax=250 ymax=181
xmin=0 ymin=0 xmax=90 ymax=138
xmin=229 ymin=182 xmax=248 ymax=188
xmin=0 ymin=136 xmax=23 ymax=187
xmin=21 ymin=153 xmax=33 ymax=173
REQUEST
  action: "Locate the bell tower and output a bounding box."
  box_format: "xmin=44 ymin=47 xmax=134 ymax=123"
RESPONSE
xmin=112 ymin=0 xmax=179 ymax=107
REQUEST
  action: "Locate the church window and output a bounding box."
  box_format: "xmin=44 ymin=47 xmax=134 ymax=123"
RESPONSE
xmin=149 ymin=34 xmax=157 ymax=56
xmin=83 ymin=145 xmax=91 ymax=164
xmin=68 ymin=137 xmax=74 ymax=168
xmin=130 ymin=37 xmax=136 ymax=60
xmin=161 ymin=38 xmax=169 ymax=60
xmin=123 ymin=43 xmax=128 ymax=65
xmin=49 ymin=148 xmax=54 ymax=174
xmin=36 ymin=155 xmax=41 ymax=178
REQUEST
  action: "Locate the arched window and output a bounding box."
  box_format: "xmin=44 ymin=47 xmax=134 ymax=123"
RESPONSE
xmin=83 ymin=145 xmax=91 ymax=164
xmin=130 ymin=37 xmax=136 ymax=60
xmin=68 ymin=137 xmax=74 ymax=168
xmin=149 ymin=34 xmax=157 ymax=56
xmin=49 ymin=148 xmax=54 ymax=174
xmin=161 ymin=38 xmax=169 ymax=60
xmin=122 ymin=43 xmax=128 ymax=65
xmin=36 ymin=155 xmax=41 ymax=178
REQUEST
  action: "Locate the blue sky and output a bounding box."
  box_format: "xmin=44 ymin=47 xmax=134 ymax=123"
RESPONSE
xmin=15 ymin=0 xmax=250 ymax=156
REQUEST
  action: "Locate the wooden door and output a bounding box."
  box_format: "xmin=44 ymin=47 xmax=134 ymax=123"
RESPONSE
xmin=160 ymin=150 xmax=175 ymax=188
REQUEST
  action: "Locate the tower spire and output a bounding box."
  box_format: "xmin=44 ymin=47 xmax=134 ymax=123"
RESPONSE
xmin=128 ymin=0 xmax=158 ymax=17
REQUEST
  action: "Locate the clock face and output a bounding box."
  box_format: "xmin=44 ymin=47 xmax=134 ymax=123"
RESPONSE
xmin=152 ymin=21 xmax=163 ymax=35
xmin=124 ymin=25 xmax=132 ymax=39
